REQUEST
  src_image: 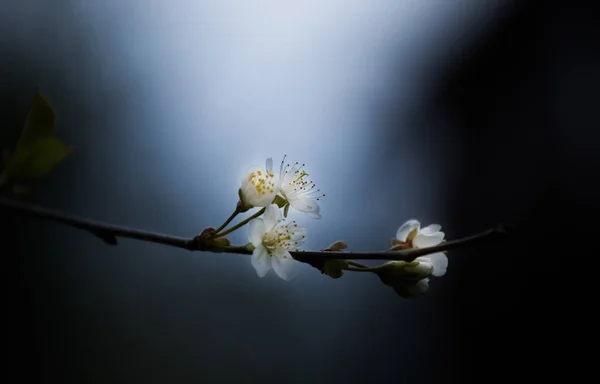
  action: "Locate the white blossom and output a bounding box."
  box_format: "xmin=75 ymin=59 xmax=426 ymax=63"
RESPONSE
xmin=239 ymin=158 xmax=278 ymax=207
xmin=248 ymin=204 xmax=307 ymax=280
xmin=277 ymin=155 xmax=324 ymax=219
xmin=395 ymin=219 xmax=448 ymax=277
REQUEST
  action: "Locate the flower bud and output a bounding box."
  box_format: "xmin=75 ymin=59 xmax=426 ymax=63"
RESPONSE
xmin=211 ymin=237 xmax=230 ymax=247
xmin=375 ymin=260 xmax=433 ymax=286
xmin=322 ymin=259 xmax=348 ymax=279
xmin=392 ymin=278 xmax=430 ymax=299
xmin=323 ymin=241 xmax=347 ymax=251
xmin=239 ymin=159 xmax=278 ymax=208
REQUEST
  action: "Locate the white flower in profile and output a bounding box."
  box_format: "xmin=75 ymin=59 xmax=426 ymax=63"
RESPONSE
xmin=395 ymin=219 xmax=448 ymax=277
xmin=248 ymin=204 xmax=307 ymax=281
xmin=239 ymin=157 xmax=279 ymax=207
xmin=277 ymin=155 xmax=325 ymax=219
xmin=375 ymin=260 xmax=432 ymax=298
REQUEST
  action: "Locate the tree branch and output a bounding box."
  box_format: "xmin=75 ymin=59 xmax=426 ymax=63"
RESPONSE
xmin=0 ymin=196 xmax=513 ymax=263
xmin=0 ymin=196 xmax=195 ymax=249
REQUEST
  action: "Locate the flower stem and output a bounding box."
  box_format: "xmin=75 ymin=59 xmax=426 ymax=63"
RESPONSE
xmin=214 ymin=207 xmax=266 ymax=237
xmin=344 ymin=266 xmax=379 ymax=272
xmin=211 ymin=245 xmax=249 ymax=254
xmin=347 ymin=260 xmax=369 ymax=268
xmin=214 ymin=207 xmax=240 ymax=234
xmin=344 ymin=261 xmax=379 ymax=272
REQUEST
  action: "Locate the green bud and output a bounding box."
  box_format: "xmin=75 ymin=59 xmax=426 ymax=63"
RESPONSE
xmin=322 ymin=259 xmax=348 ymax=279
xmin=211 ymin=237 xmax=230 ymax=247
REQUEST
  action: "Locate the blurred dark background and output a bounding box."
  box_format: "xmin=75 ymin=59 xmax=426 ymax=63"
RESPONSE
xmin=1 ymin=0 xmax=597 ymax=382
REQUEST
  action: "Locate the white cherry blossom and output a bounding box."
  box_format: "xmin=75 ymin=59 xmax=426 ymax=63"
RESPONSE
xmin=248 ymin=204 xmax=307 ymax=280
xmin=277 ymin=155 xmax=324 ymax=219
xmin=395 ymin=219 xmax=448 ymax=277
xmin=239 ymin=158 xmax=278 ymax=207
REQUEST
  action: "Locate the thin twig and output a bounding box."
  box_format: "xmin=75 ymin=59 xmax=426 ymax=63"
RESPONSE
xmin=215 ymin=207 xmax=266 ymax=237
xmin=214 ymin=208 xmax=240 ymax=234
xmin=0 ymin=196 xmax=513 ymax=263
xmin=0 ymin=197 xmax=195 ymax=249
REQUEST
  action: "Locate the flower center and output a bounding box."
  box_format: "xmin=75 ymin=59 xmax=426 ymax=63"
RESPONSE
xmin=279 ymin=156 xmax=325 ymax=201
xmin=261 ymin=221 xmax=305 ymax=254
xmin=248 ymin=169 xmax=276 ymax=197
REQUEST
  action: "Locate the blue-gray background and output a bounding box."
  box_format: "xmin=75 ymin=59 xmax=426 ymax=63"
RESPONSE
xmin=1 ymin=0 xmax=597 ymax=383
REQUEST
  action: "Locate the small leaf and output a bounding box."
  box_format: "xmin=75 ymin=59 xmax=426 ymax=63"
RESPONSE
xmin=322 ymin=259 xmax=348 ymax=279
xmin=17 ymin=89 xmax=56 ymax=151
xmin=7 ymin=137 xmax=72 ymax=179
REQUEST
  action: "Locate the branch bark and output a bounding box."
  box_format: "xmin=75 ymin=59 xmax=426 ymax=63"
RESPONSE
xmin=0 ymin=196 xmax=513 ymax=263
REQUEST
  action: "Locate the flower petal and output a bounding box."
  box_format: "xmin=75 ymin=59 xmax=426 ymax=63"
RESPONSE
xmin=271 ymin=249 xmax=297 ymax=281
xmin=411 ymin=261 xmax=434 ymax=276
xmin=248 ymin=218 xmax=265 ymax=247
xmin=263 ymin=204 xmax=282 ymax=232
xmin=251 ymin=246 xmax=271 ymax=278
xmin=396 ymin=219 xmax=420 ymax=242
xmin=411 ymin=278 xmax=430 ymax=295
xmin=288 ymin=196 xmax=321 ymax=219
xmin=413 ymin=231 xmax=445 ymax=248
xmin=416 ymin=252 xmax=448 ymax=277
xmin=419 ymin=224 xmax=442 ymax=235
xmin=289 ymin=227 xmax=308 ymax=244
xmin=265 ymin=157 xmax=273 ymax=173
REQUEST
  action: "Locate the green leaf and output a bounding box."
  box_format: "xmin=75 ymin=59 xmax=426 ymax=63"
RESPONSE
xmin=16 ymin=89 xmax=56 ymax=151
xmin=7 ymin=137 xmax=72 ymax=179
xmin=1 ymin=90 xmax=72 ymax=191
